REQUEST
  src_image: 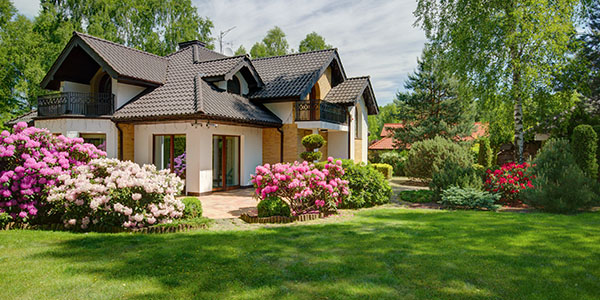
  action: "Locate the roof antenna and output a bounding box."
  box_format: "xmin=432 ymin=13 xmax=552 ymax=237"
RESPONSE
xmin=219 ymin=26 xmax=236 ymax=54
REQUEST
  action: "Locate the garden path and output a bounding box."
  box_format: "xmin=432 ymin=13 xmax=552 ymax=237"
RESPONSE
xmin=198 ymin=188 xmax=258 ymax=219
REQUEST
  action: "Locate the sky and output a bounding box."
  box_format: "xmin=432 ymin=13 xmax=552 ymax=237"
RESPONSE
xmin=13 ymin=0 xmax=427 ymax=106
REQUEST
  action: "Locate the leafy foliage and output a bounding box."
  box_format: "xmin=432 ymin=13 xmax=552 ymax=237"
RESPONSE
xmin=398 ymin=190 xmax=433 ymax=203
xmin=571 ymin=124 xmax=598 ymax=179
xmin=414 ymin=0 xmax=585 ymax=161
xmin=477 ymin=138 xmax=493 ymax=168
xmin=404 ymin=136 xmax=473 ymax=180
xmin=440 ymin=187 xmax=500 ymax=211
xmin=250 ymin=26 xmax=289 ymax=58
xmin=299 ymin=32 xmax=332 ymax=52
xmin=301 ymin=134 xmax=326 ymax=150
xmin=0 ymin=211 xmax=11 ymax=228
xmin=430 ymin=161 xmax=483 ymax=202
xmin=522 ymin=139 xmax=598 ymax=213
xmin=299 ymin=151 xmax=322 ymax=162
xmin=234 ymin=45 xmax=247 ymax=56
xmin=181 ymin=197 xmax=202 ymax=219
xmin=338 ymin=159 xmax=392 ymax=209
xmin=371 ymin=163 xmax=393 ymax=180
xmin=393 ymin=44 xmax=475 ymax=146
xmin=378 ymin=151 xmax=407 ymax=176
xmin=257 ymin=196 xmax=291 ymax=217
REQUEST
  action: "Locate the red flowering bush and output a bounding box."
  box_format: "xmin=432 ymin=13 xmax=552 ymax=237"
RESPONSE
xmin=484 ymin=162 xmax=534 ymax=206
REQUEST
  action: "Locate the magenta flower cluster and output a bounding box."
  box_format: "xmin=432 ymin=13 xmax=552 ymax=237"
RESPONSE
xmin=0 ymin=122 xmax=106 ymax=221
xmin=48 ymin=158 xmax=185 ymax=229
xmin=251 ymin=157 xmax=349 ymax=215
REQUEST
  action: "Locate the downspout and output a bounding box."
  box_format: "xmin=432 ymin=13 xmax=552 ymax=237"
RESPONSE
xmin=347 ymin=110 xmax=351 ymax=160
xmin=112 ymin=119 xmax=123 ymax=160
xmin=277 ymin=127 xmax=284 ymax=162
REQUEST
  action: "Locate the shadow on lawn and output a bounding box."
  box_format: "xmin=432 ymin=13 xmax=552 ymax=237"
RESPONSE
xmin=31 ymin=209 xmax=600 ymax=300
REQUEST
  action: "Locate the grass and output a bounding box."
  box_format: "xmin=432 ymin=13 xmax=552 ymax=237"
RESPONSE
xmin=1 ymin=208 xmax=599 ymax=299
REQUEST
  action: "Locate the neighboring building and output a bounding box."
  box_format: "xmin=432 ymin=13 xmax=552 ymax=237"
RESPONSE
xmin=369 ymin=122 xmax=487 ymax=151
xmin=8 ymin=32 xmax=379 ymax=195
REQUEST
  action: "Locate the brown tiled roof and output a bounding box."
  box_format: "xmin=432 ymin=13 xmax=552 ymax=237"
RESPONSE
xmin=5 ymin=110 xmax=37 ymax=126
xmin=250 ymin=49 xmax=337 ymax=99
xmin=75 ymin=32 xmax=168 ymax=84
xmin=113 ymin=47 xmax=280 ymax=125
xmin=323 ymin=76 xmax=369 ymax=104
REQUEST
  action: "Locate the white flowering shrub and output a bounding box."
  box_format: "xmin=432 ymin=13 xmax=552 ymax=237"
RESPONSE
xmin=48 ymin=158 xmax=185 ymax=230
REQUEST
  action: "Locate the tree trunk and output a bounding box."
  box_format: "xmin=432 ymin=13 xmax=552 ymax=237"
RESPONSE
xmin=513 ymin=70 xmax=524 ymax=163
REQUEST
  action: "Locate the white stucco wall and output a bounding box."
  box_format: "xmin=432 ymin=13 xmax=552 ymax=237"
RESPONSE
xmin=34 ymin=118 xmax=119 ymax=158
xmin=134 ymin=122 xmax=262 ymax=194
xmin=111 ymin=79 xmax=146 ymax=109
xmin=348 ymin=96 xmax=369 ymax=162
xmin=61 ymin=81 xmax=90 ymax=93
xmin=328 ymin=131 xmax=349 ymax=159
xmin=214 ymin=72 xmax=249 ymax=95
xmin=263 ymin=102 xmax=294 ymax=124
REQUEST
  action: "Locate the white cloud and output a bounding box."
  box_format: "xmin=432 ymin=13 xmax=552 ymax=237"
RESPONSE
xmin=13 ymin=0 xmax=426 ymax=105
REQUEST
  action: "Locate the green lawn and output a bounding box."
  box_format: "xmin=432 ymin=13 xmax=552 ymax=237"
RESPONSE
xmin=1 ymin=208 xmax=599 ymax=300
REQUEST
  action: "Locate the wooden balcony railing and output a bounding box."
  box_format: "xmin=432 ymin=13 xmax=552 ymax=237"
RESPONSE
xmin=38 ymin=92 xmax=115 ymax=117
xmin=295 ymin=100 xmax=346 ymax=124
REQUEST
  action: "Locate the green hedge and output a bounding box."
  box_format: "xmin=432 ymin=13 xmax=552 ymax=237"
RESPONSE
xmin=398 ymin=190 xmax=433 ymax=203
xmin=300 ymin=151 xmax=322 ymax=162
xmin=301 ymin=134 xmax=326 ymax=150
xmin=257 ymin=196 xmax=291 ymax=217
xmin=440 ymin=187 xmax=500 ymax=211
xmin=405 ymin=136 xmax=473 ymax=180
xmin=571 ymin=124 xmax=598 ymax=179
xmin=477 ymin=138 xmax=493 ymax=168
xmin=430 ymin=161 xmax=483 ymax=202
xmin=371 ymin=163 xmax=393 ymax=180
xmin=181 ymin=197 xmax=203 ymax=218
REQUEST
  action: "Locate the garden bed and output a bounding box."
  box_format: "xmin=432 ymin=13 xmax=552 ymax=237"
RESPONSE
xmin=1 ymin=221 xmax=208 ymax=234
xmin=240 ymin=212 xmax=335 ymax=224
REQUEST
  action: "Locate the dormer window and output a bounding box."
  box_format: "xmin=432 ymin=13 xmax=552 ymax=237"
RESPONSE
xmin=227 ymin=76 xmax=241 ymax=95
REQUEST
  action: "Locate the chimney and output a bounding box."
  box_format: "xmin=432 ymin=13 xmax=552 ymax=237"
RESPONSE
xmin=178 ymin=40 xmax=206 ymax=50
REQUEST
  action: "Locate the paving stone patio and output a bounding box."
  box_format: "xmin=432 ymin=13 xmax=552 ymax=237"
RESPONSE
xmin=198 ymin=188 xmax=258 ymax=219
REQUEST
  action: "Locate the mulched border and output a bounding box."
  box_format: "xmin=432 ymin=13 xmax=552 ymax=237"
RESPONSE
xmin=240 ymin=212 xmax=335 ymax=224
xmin=1 ymin=222 xmax=207 ymax=234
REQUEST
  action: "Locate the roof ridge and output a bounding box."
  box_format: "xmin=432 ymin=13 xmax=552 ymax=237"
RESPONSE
xmin=196 ymin=54 xmax=247 ymax=64
xmin=251 ymin=48 xmax=336 ymax=61
xmin=73 ymin=31 xmax=166 ymax=60
xmin=347 ymin=75 xmax=370 ymax=80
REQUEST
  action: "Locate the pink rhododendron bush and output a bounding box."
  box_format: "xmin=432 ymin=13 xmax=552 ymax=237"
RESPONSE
xmin=0 ymin=122 xmax=106 ymax=222
xmin=48 ymin=158 xmax=185 ymax=229
xmin=251 ymin=157 xmax=349 ymax=215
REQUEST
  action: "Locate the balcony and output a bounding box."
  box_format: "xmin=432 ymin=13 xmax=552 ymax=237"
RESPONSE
xmin=38 ymin=92 xmax=114 ymax=117
xmin=295 ymin=100 xmax=346 ymax=124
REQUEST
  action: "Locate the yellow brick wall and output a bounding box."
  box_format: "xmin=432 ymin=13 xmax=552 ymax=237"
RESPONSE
xmin=354 ymin=139 xmax=363 ymax=163
xmin=119 ymin=123 xmax=135 ymax=161
xmin=282 ymin=124 xmax=299 ymax=163
xmin=319 ymin=131 xmax=328 ymax=161
xmin=262 ymin=128 xmax=281 ymax=164
xmin=304 ymin=67 xmax=333 ymax=100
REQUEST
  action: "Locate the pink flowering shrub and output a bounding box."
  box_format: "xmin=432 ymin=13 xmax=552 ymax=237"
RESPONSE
xmin=48 ymin=158 xmax=185 ymax=230
xmin=251 ymin=157 xmax=349 ymax=215
xmin=484 ymin=162 xmax=534 ymax=206
xmin=0 ymin=122 xmax=106 ymax=222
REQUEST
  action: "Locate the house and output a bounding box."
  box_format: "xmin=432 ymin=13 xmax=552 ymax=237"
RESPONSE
xmin=8 ymin=32 xmax=379 ymax=195
xmin=369 ymin=122 xmax=487 ymax=151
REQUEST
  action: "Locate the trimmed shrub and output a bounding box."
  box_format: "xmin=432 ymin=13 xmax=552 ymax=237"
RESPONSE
xmin=440 ymin=187 xmax=500 ymax=210
xmin=0 ymin=123 xmax=106 ymax=223
xmin=257 ymin=196 xmax=291 ymax=217
xmin=339 ymin=159 xmax=393 ymax=208
xmin=430 ymin=161 xmax=483 ymax=202
xmin=522 ymin=139 xmax=597 ymax=213
xmin=398 ymin=190 xmax=433 ymax=203
xmin=300 ymin=134 xmax=326 ymax=162
xmin=571 ymin=124 xmax=598 ymax=179
xmin=301 ymin=134 xmax=326 ymax=150
xmin=181 ymin=197 xmax=202 ymax=218
xmin=405 ymin=136 xmax=473 ymax=180
xmin=251 ymin=158 xmax=349 ymax=215
xmin=299 ymin=151 xmax=322 ymax=162
xmin=48 ymin=158 xmax=185 ymax=229
xmin=484 ymin=162 xmax=533 ymax=206
xmin=0 ymin=212 xmax=11 ymax=228
xmin=477 ymin=138 xmax=493 ymax=168
xmin=371 ymin=163 xmax=393 ymax=180
xmin=378 ymin=151 xmax=408 ymax=176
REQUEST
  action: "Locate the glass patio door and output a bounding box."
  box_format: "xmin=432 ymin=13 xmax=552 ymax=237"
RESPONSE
xmin=212 ymin=135 xmax=240 ymax=190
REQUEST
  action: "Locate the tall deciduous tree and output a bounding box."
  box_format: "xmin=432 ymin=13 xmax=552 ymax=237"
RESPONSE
xmin=414 ymin=0 xmax=584 ymax=162
xmin=234 ymin=45 xmax=247 ymax=56
xmin=299 ymin=32 xmax=332 ymax=52
xmin=250 ymin=26 xmax=289 ymax=58
xmin=581 ymin=1 xmax=600 ymax=97
xmin=392 ymin=44 xmax=475 ymax=147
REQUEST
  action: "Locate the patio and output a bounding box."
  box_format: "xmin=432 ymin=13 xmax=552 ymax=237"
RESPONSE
xmin=198 ymin=188 xmax=258 ymax=219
